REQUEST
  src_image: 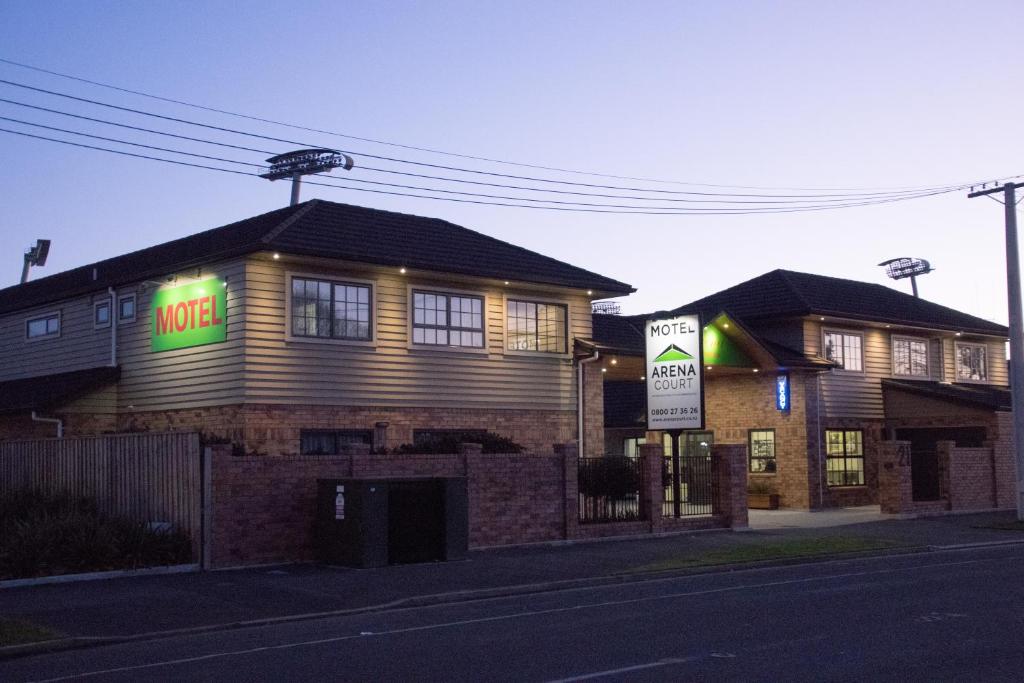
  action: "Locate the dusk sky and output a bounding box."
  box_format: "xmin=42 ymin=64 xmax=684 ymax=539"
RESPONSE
xmin=1 ymin=1 xmax=1021 ymax=322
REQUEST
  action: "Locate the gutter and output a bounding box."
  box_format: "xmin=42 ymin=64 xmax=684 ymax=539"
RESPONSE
xmin=577 ymin=350 xmax=600 ymax=456
xmin=30 ymin=411 xmax=63 ymax=438
xmin=108 ymin=286 xmax=117 ymax=367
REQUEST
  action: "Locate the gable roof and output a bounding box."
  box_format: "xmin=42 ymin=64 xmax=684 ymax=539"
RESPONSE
xmin=672 ymin=269 xmax=1007 ymax=337
xmin=0 ymin=200 xmax=634 ymax=315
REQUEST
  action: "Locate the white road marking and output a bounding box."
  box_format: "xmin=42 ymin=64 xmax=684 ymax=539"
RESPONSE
xmin=27 ymin=556 xmax=1001 ymax=682
xmin=545 ymin=657 xmax=698 ymax=682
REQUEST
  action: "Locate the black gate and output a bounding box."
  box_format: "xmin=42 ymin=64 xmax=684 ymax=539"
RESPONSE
xmin=910 ymin=449 xmax=942 ymax=502
xmin=896 ymin=427 xmax=986 ymax=503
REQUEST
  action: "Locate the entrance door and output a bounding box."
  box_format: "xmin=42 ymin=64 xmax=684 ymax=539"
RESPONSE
xmin=895 ymin=427 xmax=986 ymax=502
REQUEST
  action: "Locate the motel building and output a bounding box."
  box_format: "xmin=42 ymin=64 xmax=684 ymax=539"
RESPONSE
xmin=0 ymin=200 xmax=633 ymax=454
xmin=592 ymin=269 xmax=1015 ymax=511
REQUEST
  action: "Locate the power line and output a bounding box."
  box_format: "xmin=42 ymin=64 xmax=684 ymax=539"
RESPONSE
xmin=1 ymin=77 xmax=1001 ymax=201
xmin=0 ymin=55 xmax=964 ymax=193
xmin=0 ymin=126 xmax=968 ymax=216
xmin=0 ymin=97 xmax=973 ymax=208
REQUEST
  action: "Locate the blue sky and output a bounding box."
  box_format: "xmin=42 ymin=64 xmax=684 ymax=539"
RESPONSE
xmin=0 ymin=1 xmax=1021 ymax=320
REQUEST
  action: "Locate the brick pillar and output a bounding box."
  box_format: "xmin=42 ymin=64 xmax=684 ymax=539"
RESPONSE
xmin=205 ymin=444 xmax=233 ymax=569
xmin=991 ymin=411 xmax=1017 ymax=510
xmin=877 ymin=441 xmax=913 ymax=513
xmin=712 ymin=444 xmax=748 ymax=529
xmin=562 ymin=441 xmax=579 ymax=540
xmin=639 ymin=443 xmax=664 ymax=532
xmin=582 ymin=362 xmax=605 ymax=456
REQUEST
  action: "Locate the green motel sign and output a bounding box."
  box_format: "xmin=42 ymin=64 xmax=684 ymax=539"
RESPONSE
xmin=151 ymin=278 xmax=227 ymax=352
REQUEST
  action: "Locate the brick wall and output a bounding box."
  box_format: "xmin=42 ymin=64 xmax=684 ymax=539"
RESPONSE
xmin=0 ymin=412 xmax=117 ymax=441
xmin=582 ymin=361 xmax=605 ymax=456
xmin=117 ymin=403 xmax=578 ymax=455
xmin=877 ymin=441 xmax=913 ymax=514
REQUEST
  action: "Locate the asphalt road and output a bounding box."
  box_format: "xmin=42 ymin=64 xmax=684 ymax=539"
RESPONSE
xmin=4 ymin=543 xmax=1024 ymax=682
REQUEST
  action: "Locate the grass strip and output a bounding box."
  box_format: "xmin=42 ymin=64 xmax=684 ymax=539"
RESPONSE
xmin=0 ymin=618 xmax=60 ymax=647
xmin=629 ymin=537 xmax=908 ymax=573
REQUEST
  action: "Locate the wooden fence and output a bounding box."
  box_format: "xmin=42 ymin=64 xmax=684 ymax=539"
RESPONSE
xmin=0 ymin=432 xmax=203 ymax=560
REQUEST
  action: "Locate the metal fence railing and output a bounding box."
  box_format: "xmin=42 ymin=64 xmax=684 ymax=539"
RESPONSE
xmin=578 ymin=456 xmax=647 ymax=524
xmin=662 ymin=454 xmax=720 ymax=518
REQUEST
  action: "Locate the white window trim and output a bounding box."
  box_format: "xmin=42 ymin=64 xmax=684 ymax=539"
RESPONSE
xmin=954 ymin=341 xmax=989 ymax=384
xmin=891 ymin=334 xmax=929 ymax=378
xmin=284 ymin=270 xmax=377 ymax=347
xmin=25 ymin=310 xmax=61 ymax=342
xmin=822 ymin=328 xmax=865 ymax=374
xmin=117 ymin=293 xmax=137 ymax=324
xmin=93 ymin=298 xmax=112 ymax=330
xmin=405 ymin=284 xmax=490 ymax=355
xmin=501 ymin=293 xmax=573 ymax=359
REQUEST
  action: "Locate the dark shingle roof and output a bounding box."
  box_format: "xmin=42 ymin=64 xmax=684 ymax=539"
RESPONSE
xmin=588 ymin=314 xmax=646 ymax=354
xmin=0 ymin=200 xmax=633 ymax=314
xmin=0 ymin=366 xmax=121 ymax=414
xmin=673 ymin=269 xmax=1006 ymax=337
xmin=882 ymin=378 xmax=1011 ymax=411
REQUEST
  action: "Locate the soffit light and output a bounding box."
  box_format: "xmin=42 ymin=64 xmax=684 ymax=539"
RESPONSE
xmin=400 ymin=267 xmax=407 ymax=274
xmin=272 ymin=253 xmax=280 ymax=260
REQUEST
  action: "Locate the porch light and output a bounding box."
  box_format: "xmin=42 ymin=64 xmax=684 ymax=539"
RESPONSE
xmin=611 ymin=358 xmax=618 ymax=365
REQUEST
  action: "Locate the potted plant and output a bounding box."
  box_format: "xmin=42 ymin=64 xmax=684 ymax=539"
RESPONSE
xmin=747 ymin=479 xmax=780 ymax=510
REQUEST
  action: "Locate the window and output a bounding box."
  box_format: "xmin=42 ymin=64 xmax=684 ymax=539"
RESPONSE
xmin=26 ymin=313 xmax=60 ymax=339
xmin=506 ymin=299 xmax=567 ymax=353
xmin=94 ymin=299 xmax=111 ymax=328
xmin=823 ymin=331 xmax=863 ymax=371
xmin=291 ymin=276 xmax=372 ymax=341
xmin=300 ymin=429 xmax=372 ymax=455
xmin=955 ymin=343 xmax=988 ymax=382
xmin=623 ymin=437 xmax=647 ymax=457
xmin=118 ymin=294 xmax=136 ymax=323
xmin=748 ymin=429 xmax=776 ymax=473
xmin=412 ymin=290 xmax=484 ymax=348
xmin=825 ymin=430 xmax=865 ymax=486
xmin=892 ymin=336 xmax=928 ymax=377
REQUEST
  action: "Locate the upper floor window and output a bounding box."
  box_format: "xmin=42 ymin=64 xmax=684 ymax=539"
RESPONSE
xmin=956 ymin=343 xmax=988 ymax=382
xmin=823 ymin=331 xmax=863 ymax=371
xmin=892 ymin=336 xmax=928 ymax=377
xmin=118 ymin=294 xmax=136 ymax=323
xmin=291 ymin=276 xmax=372 ymax=341
xmin=748 ymin=429 xmax=776 ymax=473
xmin=94 ymin=299 xmax=111 ymax=329
xmin=506 ymin=299 xmax=567 ymax=353
xmin=412 ymin=290 xmax=484 ymax=348
xmin=26 ymin=312 xmax=60 ymax=339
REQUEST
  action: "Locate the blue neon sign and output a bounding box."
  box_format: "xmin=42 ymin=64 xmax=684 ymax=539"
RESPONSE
xmin=776 ymin=374 xmax=790 ymax=412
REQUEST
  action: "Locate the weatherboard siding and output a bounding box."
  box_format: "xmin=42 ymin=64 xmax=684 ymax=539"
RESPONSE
xmin=803 ymin=319 xmax=1009 ymax=419
xmin=242 ymin=257 xmax=585 ymax=410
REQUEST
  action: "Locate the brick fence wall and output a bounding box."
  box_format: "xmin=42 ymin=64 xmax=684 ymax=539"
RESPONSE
xmin=208 ymin=441 xmax=749 ymax=569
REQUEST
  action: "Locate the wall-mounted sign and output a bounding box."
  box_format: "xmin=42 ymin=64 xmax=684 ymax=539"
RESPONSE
xmin=645 ymin=314 xmax=704 ymax=431
xmin=152 ymin=278 xmax=227 ymax=352
xmin=776 ymin=373 xmax=791 ymax=412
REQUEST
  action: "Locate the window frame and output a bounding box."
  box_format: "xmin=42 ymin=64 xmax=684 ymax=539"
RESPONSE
xmin=299 ymin=429 xmax=373 ymax=455
xmin=93 ymin=298 xmax=112 ymax=330
xmin=891 ymin=334 xmax=929 ymax=378
xmin=117 ymin=293 xmax=137 ymax=324
xmin=284 ymin=271 xmax=376 ymax=347
xmin=502 ymin=294 xmax=571 ymax=357
xmin=954 ymin=341 xmax=989 ymax=383
xmin=822 ymin=328 xmax=864 ymax=373
xmin=406 ymin=284 xmax=489 ymax=354
xmin=748 ymin=428 xmax=777 ymax=474
xmin=25 ymin=310 xmax=61 ymax=341
xmin=824 ymin=429 xmax=866 ymax=487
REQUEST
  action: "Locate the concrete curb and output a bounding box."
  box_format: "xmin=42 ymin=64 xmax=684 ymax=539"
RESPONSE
xmin=0 ymin=564 xmax=199 ymax=590
xmin=4 ymin=537 xmax=1024 ymax=662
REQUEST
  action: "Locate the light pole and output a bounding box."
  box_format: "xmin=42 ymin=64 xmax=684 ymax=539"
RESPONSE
xmin=968 ymin=181 xmax=1024 ymax=520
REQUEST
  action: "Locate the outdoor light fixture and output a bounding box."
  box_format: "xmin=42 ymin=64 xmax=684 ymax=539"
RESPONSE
xmin=601 ymin=368 xmax=607 ymax=373
xmin=260 ymin=148 xmax=354 ymax=206
xmin=722 ymin=323 xmax=729 ymax=329
xmin=587 ymin=290 xmax=593 ymax=295
xmin=706 ymin=365 xmax=712 ymax=370
xmin=820 ymin=316 xmax=825 ymax=321
xmin=956 ymin=332 xmax=962 ymax=336
xmin=753 ymin=368 xmax=760 ymax=373
xmin=20 ymin=238 xmax=50 ymax=283
xmin=504 ymin=281 xmax=510 ymax=285
xmin=879 ymin=257 xmax=933 ymax=298
xmin=400 ymin=267 xmax=407 ymax=274
xmin=272 ymin=253 xmax=280 ymax=260
xmin=611 ymin=359 xmax=618 ymax=365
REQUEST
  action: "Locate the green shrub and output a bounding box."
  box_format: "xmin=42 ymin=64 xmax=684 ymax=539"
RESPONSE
xmin=391 ymin=431 xmax=524 ymax=455
xmin=578 ymin=458 xmax=641 ymax=499
xmin=0 ymin=489 xmax=192 ymax=580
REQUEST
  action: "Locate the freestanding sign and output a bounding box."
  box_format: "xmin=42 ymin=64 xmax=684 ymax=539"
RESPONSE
xmin=151 ymin=278 xmax=227 ymax=352
xmin=645 ymin=314 xmax=704 ymax=430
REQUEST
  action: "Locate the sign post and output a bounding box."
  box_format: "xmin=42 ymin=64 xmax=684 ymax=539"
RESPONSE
xmin=645 ymin=314 xmax=705 ymax=518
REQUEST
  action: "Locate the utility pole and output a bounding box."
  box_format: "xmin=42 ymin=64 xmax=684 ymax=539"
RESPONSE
xmin=969 ymin=181 xmax=1024 ymax=520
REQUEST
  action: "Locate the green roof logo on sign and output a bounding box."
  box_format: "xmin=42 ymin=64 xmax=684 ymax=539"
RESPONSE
xmin=653 ymin=344 xmax=693 ymax=362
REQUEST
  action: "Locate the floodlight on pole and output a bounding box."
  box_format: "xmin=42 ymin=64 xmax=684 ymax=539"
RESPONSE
xmin=20 ymin=239 xmax=51 ymax=284
xmin=259 ymin=148 xmax=355 ymax=206
xmin=878 ymin=257 xmax=933 ymax=298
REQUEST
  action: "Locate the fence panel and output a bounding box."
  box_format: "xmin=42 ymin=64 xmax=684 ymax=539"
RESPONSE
xmin=0 ymin=432 xmax=202 ymax=557
xmin=578 ymin=456 xmax=647 ymax=524
xmin=662 ymin=454 xmax=720 ymax=517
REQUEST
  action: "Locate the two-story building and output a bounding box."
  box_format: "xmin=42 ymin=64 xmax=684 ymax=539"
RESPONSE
xmin=0 ymin=200 xmax=633 ymax=455
xmin=593 ymin=269 xmax=1011 ymax=509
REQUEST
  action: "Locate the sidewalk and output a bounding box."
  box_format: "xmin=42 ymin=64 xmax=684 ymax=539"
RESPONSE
xmin=1 ymin=510 xmax=1021 ymax=646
